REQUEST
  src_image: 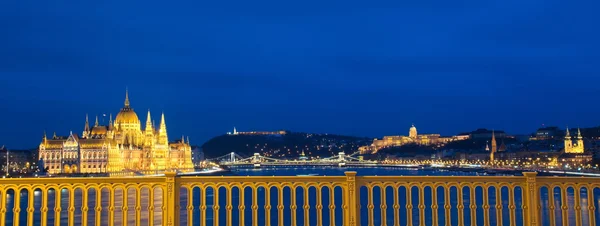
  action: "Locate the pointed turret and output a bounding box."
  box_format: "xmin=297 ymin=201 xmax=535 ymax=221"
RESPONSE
xmin=95 ymin=115 xmax=99 ymax=127
xmin=145 ymin=110 xmax=153 ymax=132
xmin=565 ymin=126 xmax=571 ymax=139
xmin=187 ymin=136 xmax=190 ymax=145
xmin=490 ymin=130 xmax=497 ymax=162
xmin=42 ymin=130 xmax=47 ymax=143
xmin=53 ymin=132 xmax=57 ymax=139
xmin=83 ymin=114 xmax=90 ymax=138
xmin=158 ymin=112 xmax=168 ymax=144
xmin=499 ymin=139 xmax=507 ymax=152
xmin=181 ymin=135 xmax=185 ymax=143
xmin=108 ymin=114 xmax=114 ymax=130
xmin=577 ymin=128 xmax=583 ymax=139
xmin=491 ymin=130 xmax=497 ymax=152
xmin=124 ymin=88 xmax=130 ymax=108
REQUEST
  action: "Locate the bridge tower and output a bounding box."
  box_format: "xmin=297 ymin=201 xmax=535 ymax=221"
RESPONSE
xmin=338 ymin=152 xmax=346 ymax=161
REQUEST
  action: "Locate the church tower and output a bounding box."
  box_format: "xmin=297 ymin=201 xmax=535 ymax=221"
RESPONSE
xmin=576 ymin=128 xmax=584 ymax=152
xmin=564 ymin=127 xmax=573 ymax=153
xmin=490 ymin=130 xmax=497 ymax=162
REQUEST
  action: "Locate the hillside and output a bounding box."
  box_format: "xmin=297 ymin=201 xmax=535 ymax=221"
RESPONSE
xmin=201 ymin=132 xmax=372 ymax=159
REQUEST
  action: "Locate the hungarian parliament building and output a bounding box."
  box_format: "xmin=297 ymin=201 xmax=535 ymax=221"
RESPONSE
xmin=38 ymin=91 xmax=194 ymax=174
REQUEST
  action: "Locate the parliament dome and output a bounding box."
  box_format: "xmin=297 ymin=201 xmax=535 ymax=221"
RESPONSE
xmin=115 ymin=90 xmax=140 ymax=124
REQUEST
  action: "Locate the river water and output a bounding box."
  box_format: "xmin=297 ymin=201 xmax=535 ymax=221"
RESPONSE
xmin=4 ymin=166 xmax=599 ymax=225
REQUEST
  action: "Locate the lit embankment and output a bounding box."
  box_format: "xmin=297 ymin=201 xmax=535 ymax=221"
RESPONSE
xmin=0 ymin=172 xmax=599 ymax=225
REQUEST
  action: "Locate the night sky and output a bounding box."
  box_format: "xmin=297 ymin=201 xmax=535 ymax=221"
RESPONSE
xmin=1 ymin=0 xmax=599 ymax=148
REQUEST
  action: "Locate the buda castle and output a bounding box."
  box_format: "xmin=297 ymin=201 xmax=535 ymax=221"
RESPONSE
xmin=38 ymin=91 xmax=194 ymax=174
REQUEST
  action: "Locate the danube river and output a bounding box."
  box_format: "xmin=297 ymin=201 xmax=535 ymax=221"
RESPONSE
xmin=4 ymin=166 xmax=599 ymax=225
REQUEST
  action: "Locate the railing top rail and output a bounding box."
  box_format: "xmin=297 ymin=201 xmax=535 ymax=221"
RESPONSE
xmin=536 ymin=176 xmax=600 ymax=184
xmin=178 ymin=175 xmax=347 ymax=183
xmin=0 ymin=177 xmax=165 ymax=185
xmin=357 ymin=175 xmax=525 ymax=184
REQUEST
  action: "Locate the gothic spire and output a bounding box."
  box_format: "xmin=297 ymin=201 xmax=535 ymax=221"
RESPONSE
xmin=95 ymin=115 xmax=99 ymax=127
xmin=145 ymin=110 xmax=153 ymax=132
xmin=159 ymin=112 xmax=168 ymax=142
xmin=108 ymin=114 xmax=114 ymax=129
xmin=124 ymin=88 xmax=130 ymax=107
xmin=577 ymin=128 xmax=583 ymax=139
xmin=565 ymin=126 xmax=571 ymax=138
xmin=84 ymin=114 xmax=90 ymax=132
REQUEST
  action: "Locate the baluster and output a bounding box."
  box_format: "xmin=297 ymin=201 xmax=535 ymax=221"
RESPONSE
xmin=469 ymin=186 xmax=477 ymax=226
xmin=134 ymin=188 xmax=141 ymax=226
xmin=55 ymin=187 xmax=62 ymax=226
xmin=328 ymin=186 xmax=336 ymax=226
xmin=574 ymin=186 xmax=582 ymax=226
xmin=252 ymin=186 xmax=258 ymax=226
xmin=12 ymin=188 xmax=21 ymax=226
xmin=418 ymin=185 xmax=426 ymax=226
xmin=444 ymin=186 xmax=451 ymax=226
xmin=122 ymin=188 xmax=128 ymax=226
xmin=278 ymin=186 xmax=285 ymax=226
xmin=148 ymin=187 xmax=154 ymax=226
xmin=81 ymin=189 xmax=88 ymax=226
xmin=238 ymin=186 xmax=245 ymax=226
xmin=265 ymin=186 xmax=272 ymax=226
xmin=108 ymin=188 xmax=115 ymax=226
xmin=431 ymin=185 xmax=439 ymax=226
xmin=27 ymin=188 xmax=35 ymax=226
xmin=41 ymin=189 xmax=48 ymax=226
xmin=0 ymin=188 xmax=6 ymax=226
xmin=508 ymin=186 xmax=516 ymax=226
xmin=587 ymin=185 xmax=596 ymax=226
xmin=303 ymin=186 xmax=310 ymax=226
xmin=200 ymin=186 xmax=207 ymax=226
xmin=367 ymin=185 xmax=374 ymax=226
xmin=406 ymin=185 xmax=414 ymax=226
xmin=482 ymin=186 xmax=490 ymax=226
xmin=315 ymin=186 xmax=323 ymax=226
xmin=290 ymin=185 xmax=297 ymax=226
xmin=68 ymin=187 xmax=75 ymax=226
xmin=393 ymin=185 xmax=400 ymax=226
xmin=561 ymin=186 xmax=568 ymax=226
xmin=456 ymin=186 xmax=464 ymax=226
xmin=381 ymin=186 xmax=388 ymax=226
xmin=548 ymin=186 xmax=556 ymax=226
xmin=95 ymin=187 xmax=102 ymax=226
xmin=186 ymin=186 xmax=194 ymax=226
xmin=214 ymin=186 xmax=220 ymax=226
xmin=226 ymin=186 xmax=233 ymax=226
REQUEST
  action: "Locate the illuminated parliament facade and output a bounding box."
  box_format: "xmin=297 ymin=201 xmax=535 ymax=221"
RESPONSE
xmin=38 ymin=91 xmax=194 ymax=174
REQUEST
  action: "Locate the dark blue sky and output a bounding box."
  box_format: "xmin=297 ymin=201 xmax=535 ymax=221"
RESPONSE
xmin=1 ymin=0 xmax=599 ymax=148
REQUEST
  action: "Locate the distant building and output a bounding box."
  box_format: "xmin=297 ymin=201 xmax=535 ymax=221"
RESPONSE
xmin=38 ymin=90 xmax=193 ymax=174
xmin=359 ymin=124 xmax=468 ymax=153
xmin=530 ymin=126 xmax=561 ymax=140
xmin=564 ymin=127 xmax=584 ymax=154
xmin=227 ymin=127 xmax=287 ymax=136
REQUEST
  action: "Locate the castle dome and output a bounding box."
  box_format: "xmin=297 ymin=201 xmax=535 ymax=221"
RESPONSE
xmin=115 ymin=90 xmax=140 ymax=124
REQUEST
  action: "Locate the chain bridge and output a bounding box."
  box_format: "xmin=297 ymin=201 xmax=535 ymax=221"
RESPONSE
xmin=205 ymin=151 xmax=377 ymax=167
